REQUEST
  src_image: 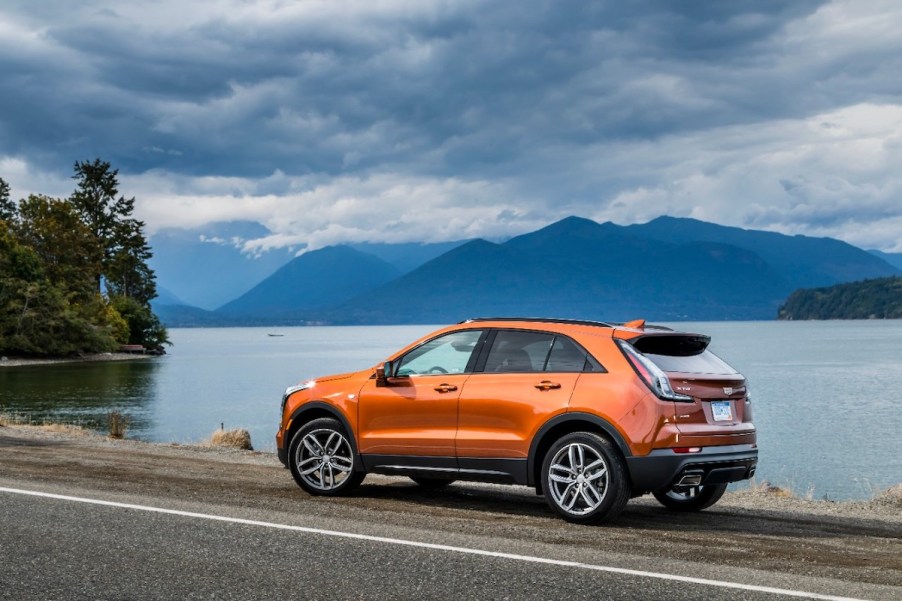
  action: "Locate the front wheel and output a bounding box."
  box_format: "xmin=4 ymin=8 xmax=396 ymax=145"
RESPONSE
xmin=541 ymin=432 xmax=630 ymax=524
xmin=653 ymin=482 xmax=727 ymax=511
xmin=288 ymin=418 xmax=364 ymax=496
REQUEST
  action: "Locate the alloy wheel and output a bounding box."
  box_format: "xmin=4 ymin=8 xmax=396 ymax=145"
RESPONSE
xmin=547 ymin=442 xmax=610 ymax=515
xmin=295 ymin=428 xmax=355 ymax=491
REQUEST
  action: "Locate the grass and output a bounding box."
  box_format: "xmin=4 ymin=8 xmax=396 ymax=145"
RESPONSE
xmin=0 ymin=412 xmax=91 ymax=436
xmin=107 ymin=411 xmax=128 ymax=439
xmin=208 ymin=427 xmax=253 ymax=450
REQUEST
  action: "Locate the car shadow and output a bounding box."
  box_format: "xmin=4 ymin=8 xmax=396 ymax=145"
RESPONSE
xmin=348 ymin=479 xmax=898 ymax=539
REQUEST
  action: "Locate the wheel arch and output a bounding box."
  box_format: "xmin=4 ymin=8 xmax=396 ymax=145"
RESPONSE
xmin=528 ymin=412 xmax=632 ymax=491
xmin=286 ymin=402 xmax=364 ymax=469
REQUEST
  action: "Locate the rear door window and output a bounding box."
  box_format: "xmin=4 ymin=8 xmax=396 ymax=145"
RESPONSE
xmin=483 ymin=330 xmax=553 ymax=373
xmin=481 ymin=330 xmax=604 ymax=373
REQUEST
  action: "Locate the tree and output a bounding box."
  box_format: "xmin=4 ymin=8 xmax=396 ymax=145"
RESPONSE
xmin=106 ymin=218 xmax=157 ymax=304
xmin=0 ymin=176 xmax=14 ymax=222
xmin=0 ymin=221 xmax=118 ymax=355
xmin=69 ymin=158 xmax=168 ymax=350
xmin=70 ymin=159 xmax=139 ymax=292
xmin=14 ymin=194 xmax=102 ymax=303
xmin=109 ymin=295 xmax=169 ymax=350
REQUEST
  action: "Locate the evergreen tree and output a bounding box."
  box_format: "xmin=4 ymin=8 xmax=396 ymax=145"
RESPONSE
xmin=0 ymin=176 xmax=14 ymax=222
xmin=106 ymin=218 xmax=157 ymax=304
xmin=0 ymin=221 xmax=118 ymax=355
xmin=15 ymin=194 xmax=102 ymax=303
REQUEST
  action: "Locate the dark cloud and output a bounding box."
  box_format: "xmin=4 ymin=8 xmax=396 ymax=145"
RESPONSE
xmin=1 ymin=1 xmax=901 ymax=251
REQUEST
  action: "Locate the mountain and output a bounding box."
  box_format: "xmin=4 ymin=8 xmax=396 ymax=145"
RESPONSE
xmin=149 ymin=221 xmax=295 ymax=310
xmin=869 ymin=250 xmax=902 ymax=272
xmin=627 ymin=216 xmax=897 ymax=288
xmin=153 ymin=304 xmax=224 ymax=327
xmin=349 ymin=241 xmax=468 ymax=273
xmin=325 ymin=217 xmax=795 ymax=323
xmin=778 ymin=277 xmax=902 ymax=320
xmin=154 ymin=215 xmax=902 ymax=327
xmin=152 ymin=286 xmax=183 ymax=307
xmin=217 ymin=245 xmax=401 ymax=317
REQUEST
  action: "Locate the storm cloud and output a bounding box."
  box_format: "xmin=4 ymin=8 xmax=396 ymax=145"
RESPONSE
xmin=1 ymin=0 xmax=901 ymax=251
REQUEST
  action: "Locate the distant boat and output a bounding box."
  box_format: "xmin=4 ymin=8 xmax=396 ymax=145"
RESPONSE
xmin=267 ymin=333 xmax=285 ymax=337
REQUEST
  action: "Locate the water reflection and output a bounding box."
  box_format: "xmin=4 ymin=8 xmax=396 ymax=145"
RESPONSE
xmin=0 ymin=359 xmax=160 ymax=435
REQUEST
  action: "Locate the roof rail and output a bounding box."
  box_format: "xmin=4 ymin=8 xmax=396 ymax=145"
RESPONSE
xmin=461 ymin=317 xmax=615 ymax=328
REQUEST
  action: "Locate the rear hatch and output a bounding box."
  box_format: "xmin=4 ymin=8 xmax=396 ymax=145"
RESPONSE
xmin=631 ymin=334 xmax=754 ymax=440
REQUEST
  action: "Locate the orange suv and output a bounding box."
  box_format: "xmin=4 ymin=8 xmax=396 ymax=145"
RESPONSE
xmin=276 ymin=318 xmax=757 ymax=523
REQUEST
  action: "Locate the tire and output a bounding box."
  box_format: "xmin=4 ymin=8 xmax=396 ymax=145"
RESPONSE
xmin=288 ymin=417 xmax=365 ymax=496
xmin=541 ymin=431 xmax=630 ymax=524
xmin=409 ymin=476 xmax=456 ymax=489
xmin=652 ymin=482 xmax=727 ymax=511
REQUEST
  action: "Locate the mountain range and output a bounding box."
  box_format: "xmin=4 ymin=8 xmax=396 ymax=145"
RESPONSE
xmin=152 ymin=216 xmax=901 ymax=326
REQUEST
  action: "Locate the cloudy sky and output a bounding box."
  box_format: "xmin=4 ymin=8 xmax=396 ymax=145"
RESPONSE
xmin=2 ymin=0 xmax=901 ymax=252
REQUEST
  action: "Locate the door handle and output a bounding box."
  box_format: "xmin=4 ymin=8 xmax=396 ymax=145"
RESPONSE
xmin=434 ymin=383 xmax=458 ymax=393
xmin=535 ymin=380 xmax=562 ymax=391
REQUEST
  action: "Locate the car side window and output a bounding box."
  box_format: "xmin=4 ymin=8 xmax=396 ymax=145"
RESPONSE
xmin=395 ymin=330 xmax=483 ymax=376
xmin=483 ymin=330 xmax=554 ymax=373
xmin=545 ymin=335 xmax=593 ymax=372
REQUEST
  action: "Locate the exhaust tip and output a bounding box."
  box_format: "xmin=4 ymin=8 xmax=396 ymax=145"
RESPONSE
xmin=677 ymin=473 xmax=703 ymax=487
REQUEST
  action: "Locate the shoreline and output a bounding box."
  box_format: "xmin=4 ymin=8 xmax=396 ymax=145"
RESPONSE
xmin=0 ymin=353 xmax=158 ymax=368
xmin=1 ymin=423 xmax=899 ymax=521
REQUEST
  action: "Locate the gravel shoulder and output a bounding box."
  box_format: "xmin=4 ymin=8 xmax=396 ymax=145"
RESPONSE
xmin=1 ymin=425 xmax=900 ymax=597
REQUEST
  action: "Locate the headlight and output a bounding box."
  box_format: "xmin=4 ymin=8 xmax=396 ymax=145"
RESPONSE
xmin=280 ymin=380 xmax=315 ymax=414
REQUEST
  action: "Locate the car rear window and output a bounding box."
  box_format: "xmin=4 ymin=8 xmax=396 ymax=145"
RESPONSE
xmin=643 ymin=350 xmax=738 ymax=375
xmin=632 ymin=335 xmax=737 ymax=375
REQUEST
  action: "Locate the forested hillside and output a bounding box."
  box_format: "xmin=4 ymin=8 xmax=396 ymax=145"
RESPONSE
xmin=778 ymin=277 xmax=902 ymax=320
xmin=0 ymin=161 xmax=168 ymax=356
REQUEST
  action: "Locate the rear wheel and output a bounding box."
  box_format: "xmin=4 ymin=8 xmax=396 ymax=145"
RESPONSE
xmin=288 ymin=418 xmax=364 ymax=496
xmin=409 ymin=476 xmax=455 ymax=489
xmin=541 ymin=432 xmax=630 ymax=524
xmin=653 ymin=482 xmax=727 ymax=511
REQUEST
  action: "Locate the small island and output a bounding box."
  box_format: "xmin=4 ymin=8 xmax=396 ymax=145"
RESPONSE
xmin=778 ymin=276 xmax=902 ymax=320
xmin=0 ymin=160 xmax=168 ymax=358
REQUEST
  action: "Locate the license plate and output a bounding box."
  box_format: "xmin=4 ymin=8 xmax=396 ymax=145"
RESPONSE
xmin=711 ymin=400 xmax=733 ymax=422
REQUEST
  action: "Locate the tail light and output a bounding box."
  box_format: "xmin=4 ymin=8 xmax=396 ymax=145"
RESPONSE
xmin=617 ymin=340 xmax=693 ymax=402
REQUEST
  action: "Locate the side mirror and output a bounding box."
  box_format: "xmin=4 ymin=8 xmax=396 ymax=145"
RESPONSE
xmin=376 ymin=361 xmax=393 ymax=386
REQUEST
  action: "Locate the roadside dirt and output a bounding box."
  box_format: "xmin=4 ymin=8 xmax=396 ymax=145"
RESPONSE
xmin=1 ymin=425 xmax=899 ymax=589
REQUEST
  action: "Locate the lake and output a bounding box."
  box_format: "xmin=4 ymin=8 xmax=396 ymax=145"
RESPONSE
xmin=1 ymin=321 xmax=900 ymax=500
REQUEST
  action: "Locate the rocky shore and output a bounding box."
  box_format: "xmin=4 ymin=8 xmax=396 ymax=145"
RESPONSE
xmin=0 ymin=353 xmax=157 ymax=368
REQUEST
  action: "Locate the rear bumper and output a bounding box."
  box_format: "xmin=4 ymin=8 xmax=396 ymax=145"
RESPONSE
xmin=625 ymin=444 xmax=757 ymax=494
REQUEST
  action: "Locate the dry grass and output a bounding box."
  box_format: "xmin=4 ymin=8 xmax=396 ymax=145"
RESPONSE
xmin=0 ymin=413 xmax=91 ymax=436
xmin=208 ymin=428 xmax=253 ymax=450
xmin=743 ymin=479 xmax=798 ymax=499
xmin=107 ymin=411 xmax=128 ymax=439
xmin=872 ymin=483 xmax=902 ymax=508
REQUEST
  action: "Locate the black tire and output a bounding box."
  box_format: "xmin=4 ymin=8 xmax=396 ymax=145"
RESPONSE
xmin=409 ymin=476 xmax=456 ymax=489
xmin=288 ymin=417 xmax=365 ymax=496
xmin=652 ymin=482 xmax=727 ymax=511
xmin=540 ymin=431 xmax=630 ymax=524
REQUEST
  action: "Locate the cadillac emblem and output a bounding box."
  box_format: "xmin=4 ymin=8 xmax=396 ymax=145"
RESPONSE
xmin=723 ymin=387 xmax=733 ymax=395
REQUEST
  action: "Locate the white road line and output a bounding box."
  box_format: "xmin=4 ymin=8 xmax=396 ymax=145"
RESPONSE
xmin=0 ymin=486 xmax=870 ymax=601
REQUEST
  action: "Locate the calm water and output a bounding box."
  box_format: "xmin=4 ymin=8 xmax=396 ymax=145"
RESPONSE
xmin=1 ymin=321 xmax=900 ymax=500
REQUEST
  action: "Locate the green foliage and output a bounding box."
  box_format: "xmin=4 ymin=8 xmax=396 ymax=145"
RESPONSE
xmin=778 ymin=277 xmax=902 ymax=320
xmin=0 ymin=177 xmax=13 ymax=222
xmin=0 ymin=160 xmax=168 ymax=356
xmin=109 ymin=295 xmax=170 ymax=349
xmin=0 ymin=222 xmax=118 ymax=355
xmin=15 ymin=195 xmax=102 ymax=303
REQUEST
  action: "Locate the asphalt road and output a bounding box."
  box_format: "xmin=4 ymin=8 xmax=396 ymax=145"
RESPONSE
xmin=0 ymin=429 xmax=899 ymax=600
